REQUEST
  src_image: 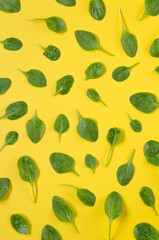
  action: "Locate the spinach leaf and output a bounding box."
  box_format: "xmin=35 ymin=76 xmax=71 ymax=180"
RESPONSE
xmin=56 ymin=0 xmax=76 ymax=6
xmin=89 ymin=0 xmax=106 ymax=21
xmin=54 ymin=114 xmax=69 ymax=142
xmin=0 ymin=101 xmax=28 ymax=120
xmin=0 ymin=131 xmax=19 ymax=151
xmin=45 ymin=17 xmax=67 ymax=33
xmin=52 ymin=196 xmax=79 ymax=234
xmin=10 ymin=214 xmax=30 ymax=234
xmin=0 ymin=0 xmax=21 ymax=13
xmin=1 ymin=37 xmax=22 ymax=51
xmin=41 ymin=224 xmax=62 ymax=240
xmin=39 ymin=45 xmax=61 ymax=61
xmin=140 ymin=0 xmax=159 ymax=20
xmin=104 ymin=191 xmax=122 ymax=240
xmin=155 ymin=66 xmax=159 ymax=73
xmin=144 ymin=140 xmax=159 ymax=166
xmin=87 ymin=88 xmax=107 ymax=107
xmin=85 ymin=154 xmax=99 ymax=173
xmin=0 ymin=78 xmax=11 ymax=94
xmin=130 ymin=92 xmax=159 ymax=113
xmin=150 ymin=38 xmax=159 ymax=57
xmin=117 ymin=149 xmax=135 ymax=186
xmin=119 ymin=9 xmax=138 ymax=57
xmin=76 ymin=110 xmax=98 ymax=142
xmin=75 ymin=30 xmax=114 ymax=56
xmin=0 ymin=178 xmax=11 ymax=200
xmin=134 ymin=222 xmax=159 ymax=239
xmin=17 ymin=156 xmax=39 ymax=203
xmin=140 ymin=186 xmax=158 ymax=215
xmin=112 ymin=62 xmax=140 ymax=82
xmin=105 ymin=127 xmax=121 ymax=166
xmin=127 ymin=113 xmax=142 ymax=132
xmin=26 ymin=110 xmax=46 ymax=143
xmin=54 ymin=75 xmax=74 ymax=95
xmin=49 ymin=152 xmax=79 ymax=176
xmin=85 ymin=62 xmax=106 ymax=80
xmin=18 ymin=69 xmax=47 ymax=87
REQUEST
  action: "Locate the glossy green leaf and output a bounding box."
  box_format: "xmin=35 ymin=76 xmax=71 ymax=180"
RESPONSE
xmin=150 ymin=38 xmax=159 ymax=57
xmin=140 ymin=0 xmax=159 ymax=20
xmin=85 ymin=154 xmax=99 ymax=173
xmin=19 ymin=69 xmax=47 ymax=87
xmin=39 ymin=45 xmax=61 ymax=61
xmin=85 ymin=62 xmax=106 ymax=80
xmin=54 ymin=114 xmax=69 ymax=142
xmin=0 ymin=178 xmax=11 ymax=200
xmin=26 ymin=110 xmax=46 ymax=143
xmin=144 ymin=140 xmax=159 ymax=166
xmin=1 ymin=37 xmax=22 ymax=51
xmin=41 ymin=224 xmax=62 ymax=240
xmin=54 ymin=75 xmax=74 ymax=95
xmin=140 ymin=186 xmax=158 ymax=215
xmin=127 ymin=113 xmax=142 ymax=132
xmin=45 ymin=17 xmax=67 ymax=33
xmin=89 ymin=0 xmax=106 ymax=21
xmin=86 ymin=88 xmax=107 ymax=106
xmin=134 ymin=222 xmax=159 ymax=239
xmin=0 ymin=131 xmax=19 ymax=151
xmin=10 ymin=214 xmax=30 ymax=234
xmin=0 ymin=0 xmax=21 ymax=13
xmin=0 ymin=78 xmax=11 ymax=94
xmin=56 ymin=0 xmax=76 ymax=6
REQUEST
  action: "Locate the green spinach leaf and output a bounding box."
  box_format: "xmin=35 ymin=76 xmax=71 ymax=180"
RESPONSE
xmin=117 ymin=149 xmax=135 ymax=186
xmin=0 ymin=131 xmax=19 ymax=151
xmin=140 ymin=0 xmax=159 ymax=20
xmin=49 ymin=152 xmax=79 ymax=176
xmin=0 ymin=78 xmax=11 ymax=94
xmin=54 ymin=114 xmax=69 ymax=142
xmin=144 ymin=140 xmax=159 ymax=166
xmin=155 ymin=66 xmax=159 ymax=73
xmin=17 ymin=156 xmax=39 ymax=203
xmin=45 ymin=17 xmax=67 ymax=33
xmin=85 ymin=154 xmax=99 ymax=173
xmin=76 ymin=110 xmax=98 ymax=142
xmin=39 ymin=44 xmax=61 ymax=61
xmin=0 ymin=178 xmax=11 ymax=200
xmin=54 ymin=75 xmax=74 ymax=95
xmin=130 ymin=92 xmax=159 ymax=113
xmin=56 ymin=0 xmax=76 ymax=6
xmin=89 ymin=0 xmax=106 ymax=21
xmin=105 ymin=127 xmax=121 ymax=166
xmin=41 ymin=224 xmax=62 ymax=240
xmin=150 ymin=38 xmax=159 ymax=57
xmin=10 ymin=214 xmax=30 ymax=234
xmin=18 ymin=69 xmax=47 ymax=87
xmin=0 ymin=37 xmax=22 ymax=51
xmin=134 ymin=222 xmax=159 ymax=239
xmin=127 ymin=113 xmax=142 ymax=132
xmin=52 ymin=196 xmax=79 ymax=233
xmin=0 ymin=101 xmax=28 ymax=120
xmin=26 ymin=110 xmax=46 ymax=143
xmin=75 ymin=30 xmax=114 ymax=56
xmin=86 ymin=88 xmax=107 ymax=106
xmin=104 ymin=191 xmax=122 ymax=240
xmin=119 ymin=9 xmax=138 ymax=57
xmin=140 ymin=186 xmax=158 ymax=215
xmin=112 ymin=62 xmax=139 ymax=82
xmin=85 ymin=62 xmax=106 ymax=80
xmin=0 ymin=0 xmax=21 ymax=13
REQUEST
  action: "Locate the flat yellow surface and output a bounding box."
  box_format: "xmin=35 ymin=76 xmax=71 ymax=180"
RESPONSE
xmin=1 ymin=0 xmax=159 ymax=239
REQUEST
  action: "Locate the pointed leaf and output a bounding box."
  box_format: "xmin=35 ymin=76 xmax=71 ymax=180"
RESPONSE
xmin=134 ymin=222 xmax=159 ymax=239
xmin=0 ymin=78 xmax=12 ymax=94
xmin=89 ymin=0 xmax=106 ymax=21
xmin=10 ymin=214 xmax=30 ymax=234
xmin=41 ymin=224 xmax=62 ymax=240
xmin=2 ymin=37 xmax=22 ymax=51
xmin=54 ymin=114 xmax=69 ymax=142
xmin=0 ymin=178 xmax=11 ymax=200
xmin=45 ymin=17 xmax=67 ymax=33
xmin=0 ymin=0 xmax=21 ymax=13
xmin=54 ymin=75 xmax=74 ymax=95
xmin=19 ymin=69 xmax=47 ymax=87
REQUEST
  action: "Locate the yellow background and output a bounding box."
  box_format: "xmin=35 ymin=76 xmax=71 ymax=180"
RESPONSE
xmin=1 ymin=0 xmax=159 ymax=239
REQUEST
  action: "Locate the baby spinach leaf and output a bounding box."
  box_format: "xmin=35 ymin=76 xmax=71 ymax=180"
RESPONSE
xmin=76 ymin=110 xmax=98 ymax=142
xmin=45 ymin=17 xmax=67 ymax=33
xmin=0 ymin=37 xmax=22 ymax=51
xmin=75 ymin=30 xmax=114 ymax=56
xmin=49 ymin=152 xmax=79 ymax=176
xmin=18 ymin=69 xmax=47 ymax=87
xmin=140 ymin=186 xmax=158 ymax=215
xmin=0 ymin=101 xmax=28 ymax=120
xmin=10 ymin=214 xmax=30 ymax=234
xmin=0 ymin=78 xmax=11 ymax=94
xmin=87 ymin=88 xmax=107 ymax=107
xmin=85 ymin=154 xmax=99 ymax=173
xmin=104 ymin=191 xmax=122 ymax=240
xmin=39 ymin=44 xmax=61 ymax=61
xmin=155 ymin=66 xmax=159 ymax=73
xmin=85 ymin=62 xmax=106 ymax=80
xmin=0 ymin=131 xmax=19 ymax=151
xmin=17 ymin=156 xmax=39 ymax=203
xmin=0 ymin=0 xmax=21 ymax=13
xmin=56 ymin=0 xmax=76 ymax=6
xmin=130 ymin=92 xmax=159 ymax=113
xmin=144 ymin=140 xmax=159 ymax=166
xmin=0 ymin=178 xmax=11 ymax=200
xmin=89 ymin=0 xmax=106 ymax=21
xmin=54 ymin=114 xmax=69 ymax=142
xmin=134 ymin=222 xmax=159 ymax=239
xmin=41 ymin=224 xmax=62 ymax=240
xmin=105 ymin=127 xmax=121 ymax=166
xmin=150 ymin=38 xmax=159 ymax=57
xmin=140 ymin=0 xmax=159 ymax=21
xmin=26 ymin=110 xmax=46 ymax=143
xmin=117 ymin=149 xmax=135 ymax=186
xmin=112 ymin=62 xmax=140 ymax=82
xmin=52 ymin=196 xmax=79 ymax=234
xmin=54 ymin=75 xmax=74 ymax=95
xmin=127 ymin=113 xmax=142 ymax=132
xmin=119 ymin=9 xmax=138 ymax=57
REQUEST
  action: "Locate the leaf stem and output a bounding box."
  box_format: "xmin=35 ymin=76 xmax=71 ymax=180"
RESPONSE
xmin=57 ymin=184 xmax=77 ymax=189
xmin=100 ymin=99 xmax=107 ymax=107
xmin=108 ymin=220 xmax=112 ymax=240
xmin=72 ymin=169 xmax=80 ymax=177
xmin=129 ymin=62 xmax=140 ymax=70
xmin=126 ymin=112 xmax=132 ymax=121
xmin=0 ymin=143 xmax=7 ymax=152
xmin=152 ymin=205 xmax=158 ymax=216
xmin=58 ymin=133 xmax=62 ymax=143
xmin=17 ymin=68 xmax=26 ymax=75
xmin=119 ymin=8 xmax=128 ymax=32
xmin=71 ymin=220 xmax=79 ymax=234
xmin=31 ymin=181 xmax=36 ymax=203
xmin=37 ymin=44 xmax=45 ymax=50
xmin=128 ymin=149 xmax=135 ymax=165
xmin=105 ymin=145 xmax=114 ymax=167
xmin=28 ymin=18 xmax=46 ymax=21
xmin=99 ymin=47 xmax=115 ymax=56
xmin=76 ymin=109 xmax=82 ymax=119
